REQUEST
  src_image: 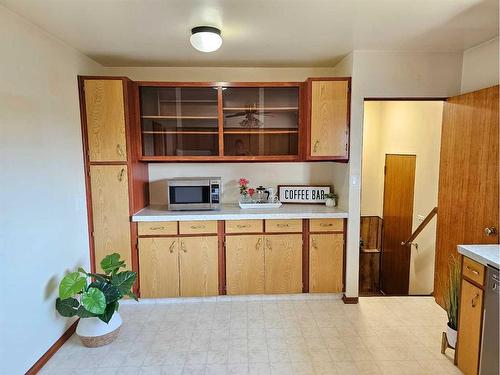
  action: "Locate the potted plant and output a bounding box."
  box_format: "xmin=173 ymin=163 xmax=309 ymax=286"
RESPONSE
xmin=55 ymin=253 xmax=137 ymax=347
xmin=444 ymin=255 xmax=461 ymax=348
xmin=325 ymin=192 xmax=338 ymax=207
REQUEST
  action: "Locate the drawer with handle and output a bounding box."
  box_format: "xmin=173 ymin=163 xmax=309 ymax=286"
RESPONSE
xmin=463 ymin=256 xmax=485 ymax=286
xmin=179 ymin=220 xmax=218 ymax=235
xmin=138 ymin=221 xmax=177 ymax=236
xmin=266 ymin=219 xmax=302 ymax=233
xmin=225 ymin=220 xmax=263 ymax=234
xmin=309 ymin=218 xmax=344 ymax=232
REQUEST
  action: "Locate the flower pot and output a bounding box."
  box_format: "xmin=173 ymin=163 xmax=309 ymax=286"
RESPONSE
xmin=325 ymin=198 xmax=336 ymax=207
xmin=76 ymin=312 xmax=122 ymax=347
xmin=446 ymin=323 xmax=457 ymax=348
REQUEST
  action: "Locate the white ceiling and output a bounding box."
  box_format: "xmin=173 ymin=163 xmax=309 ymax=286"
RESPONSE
xmin=2 ymin=0 xmax=498 ymax=67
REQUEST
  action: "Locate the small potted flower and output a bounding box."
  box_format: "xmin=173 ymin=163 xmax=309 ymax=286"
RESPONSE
xmin=325 ymin=193 xmax=338 ymax=207
xmin=239 ymin=178 xmax=250 ymax=202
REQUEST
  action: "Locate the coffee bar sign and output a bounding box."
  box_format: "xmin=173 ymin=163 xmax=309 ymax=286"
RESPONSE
xmin=278 ymin=185 xmax=331 ymax=204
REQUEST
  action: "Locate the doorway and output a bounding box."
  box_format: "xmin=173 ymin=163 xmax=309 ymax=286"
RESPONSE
xmin=380 ymin=154 xmax=416 ymax=295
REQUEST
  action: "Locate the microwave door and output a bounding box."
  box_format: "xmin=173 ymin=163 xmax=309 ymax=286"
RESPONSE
xmin=168 ymin=185 xmax=211 ymax=210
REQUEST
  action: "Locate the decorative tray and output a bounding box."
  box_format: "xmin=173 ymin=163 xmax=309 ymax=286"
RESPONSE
xmin=238 ymin=201 xmax=283 ymax=209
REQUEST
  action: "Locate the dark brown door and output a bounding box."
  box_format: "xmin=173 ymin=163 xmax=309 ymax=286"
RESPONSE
xmin=381 ymin=154 xmax=416 ymax=295
xmin=434 ymin=86 xmax=499 ymax=305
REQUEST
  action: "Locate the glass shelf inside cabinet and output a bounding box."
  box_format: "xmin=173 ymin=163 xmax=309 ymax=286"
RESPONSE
xmin=140 ymin=86 xmax=219 ymax=157
xmin=222 ymin=87 xmax=299 ymax=157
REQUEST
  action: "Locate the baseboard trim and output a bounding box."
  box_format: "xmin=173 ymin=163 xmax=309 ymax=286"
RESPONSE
xmin=25 ymin=320 xmax=78 ymax=375
xmin=342 ymin=294 xmax=359 ymax=304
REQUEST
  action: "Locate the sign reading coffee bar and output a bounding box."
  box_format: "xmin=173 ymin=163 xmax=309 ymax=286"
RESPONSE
xmin=278 ymin=185 xmax=331 ymax=204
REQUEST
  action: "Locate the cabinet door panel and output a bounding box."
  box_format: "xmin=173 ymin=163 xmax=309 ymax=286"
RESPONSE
xmin=310 ymin=80 xmax=349 ymax=158
xmin=226 ymin=235 xmax=265 ymax=295
xmin=138 ymin=238 xmax=179 ymax=298
xmin=179 ymin=236 xmax=218 ymax=297
xmin=457 ymin=279 xmax=484 ymax=375
xmin=309 ymin=233 xmax=344 ymax=292
xmin=84 ymin=79 xmax=127 ymax=162
xmin=264 ymin=234 xmax=302 ymax=294
xmin=90 ymin=165 xmax=131 ymax=272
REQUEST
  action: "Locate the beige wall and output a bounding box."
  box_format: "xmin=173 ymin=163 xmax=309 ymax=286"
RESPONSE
xmin=107 ymin=66 xmax=349 ymax=208
xmin=362 ymin=101 xmax=443 ymax=294
xmin=461 ymin=37 xmax=499 ymax=94
xmin=0 ymin=5 xmax=103 ymax=374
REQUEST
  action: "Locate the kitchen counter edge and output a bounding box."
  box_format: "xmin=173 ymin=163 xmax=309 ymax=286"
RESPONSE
xmin=458 ymin=244 xmax=500 ymax=269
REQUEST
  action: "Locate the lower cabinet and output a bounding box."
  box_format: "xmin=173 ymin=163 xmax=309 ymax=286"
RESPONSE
xmin=138 ymin=236 xmax=218 ymax=298
xmin=225 ymin=234 xmax=302 ymax=295
xmin=457 ymin=278 xmax=484 ymax=375
xmin=309 ymin=233 xmax=344 ymax=292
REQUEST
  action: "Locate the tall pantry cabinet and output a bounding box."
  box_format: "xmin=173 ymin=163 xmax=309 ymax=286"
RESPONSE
xmin=79 ymin=77 xmax=148 ymax=289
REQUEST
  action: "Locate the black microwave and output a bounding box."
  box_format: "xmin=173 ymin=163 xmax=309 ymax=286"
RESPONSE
xmin=166 ymin=177 xmax=221 ymax=211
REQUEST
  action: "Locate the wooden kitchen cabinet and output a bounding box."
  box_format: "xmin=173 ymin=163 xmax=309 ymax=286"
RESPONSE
xmin=264 ymin=234 xmax=302 ymax=294
xmin=138 ymin=237 xmax=179 ymax=298
xmin=309 ymin=233 xmax=344 ymax=292
xmin=457 ymin=278 xmax=484 ymax=375
xmin=179 ymin=236 xmax=219 ymax=297
xmin=89 ymin=165 xmax=131 ymax=272
xmin=308 ymin=79 xmax=350 ymax=160
xmin=225 ymin=235 xmax=265 ymax=295
xmin=84 ymin=79 xmax=127 ymax=162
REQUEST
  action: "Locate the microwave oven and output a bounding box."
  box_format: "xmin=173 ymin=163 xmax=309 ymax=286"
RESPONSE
xmin=167 ymin=177 xmax=221 ymax=211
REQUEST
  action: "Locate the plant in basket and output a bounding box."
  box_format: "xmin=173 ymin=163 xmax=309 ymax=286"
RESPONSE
xmin=55 ymin=253 xmax=137 ymax=347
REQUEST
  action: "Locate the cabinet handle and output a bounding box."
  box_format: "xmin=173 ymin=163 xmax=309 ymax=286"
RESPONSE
xmin=150 ymin=226 xmax=165 ymax=231
xmin=117 ymin=168 xmax=125 ymax=182
xmin=180 ymin=240 xmax=187 ymax=253
xmin=472 ymin=293 xmax=480 ymax=308
xmin=312 ymin=238 xmax=318 ymax=249
xmin=466 ymin=266 xmax=480 ymax=276
xmin=116 ymin=144 xmax=124 ymax=157
xmin=265 ymin=238 xmax=271 ymax=251
xmin=277 ymin=223 xmax=289 ymax=228
xmin=313 ymin=140 xmax=320 ymax=152
xmin=190 ymin=224 xmax=205 ymax=230
xmin=256 ymin=237 xmax=262 ymax=250
xmin=168 ymin=241 xmax=176 ymax=254
xmin=237 ymin=224 xmax=251 ymax=229
xmin=320 ymin=223 xmax=333 ymax=227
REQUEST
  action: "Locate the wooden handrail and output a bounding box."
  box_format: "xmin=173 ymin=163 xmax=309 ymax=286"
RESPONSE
xmin=401 ymin=207 xmax=438 ymax=246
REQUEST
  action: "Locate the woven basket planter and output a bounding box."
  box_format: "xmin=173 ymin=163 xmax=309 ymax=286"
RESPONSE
xmin=76 ymin=312 xmax=122 ymax=348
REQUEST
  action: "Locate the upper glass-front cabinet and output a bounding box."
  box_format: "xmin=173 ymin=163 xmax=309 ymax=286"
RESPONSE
xmin=140 ymin=86 xmax=219 ymax=158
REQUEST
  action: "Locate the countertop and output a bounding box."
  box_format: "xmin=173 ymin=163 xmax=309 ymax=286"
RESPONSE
xmin=132 ymin=204 xmax=348 ymax=222
xmin=458 ymin=244 xmax=500 ymax=269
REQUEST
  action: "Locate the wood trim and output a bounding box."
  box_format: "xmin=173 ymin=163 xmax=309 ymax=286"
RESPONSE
xmin=342 ymin=295 xmax=359 ymax=304
xmin=137 ymin=81 xmax=303 ymax=88
xmin=217 ymin=87 xmax=224 ymax=156
xmin=140 ymin=155 xmax=301 ymax=162
xmin=25 ymin=320 xmax=78 ymax=375
xmin=302 ymin=219 xmax=310 ymax=293
xmin=138 ymin=233 xmax=219 ymax=238
xmin=364 ymin=97 xmax=447 ymax=101
xmin=218 ymin=221 xmax=226 ymax=295
xmin=343 ymin=218 xmax=347 ymax=293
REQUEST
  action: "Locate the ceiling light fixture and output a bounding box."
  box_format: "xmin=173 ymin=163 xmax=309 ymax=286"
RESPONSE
xmin=190 ymin=26 xmax=222 ymax=53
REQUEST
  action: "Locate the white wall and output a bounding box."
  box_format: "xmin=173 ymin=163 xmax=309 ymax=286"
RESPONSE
xmin=0 ymin=6 xmax=102 ymax=374
xmin=341 ymin=50 xmax=463 ymax=298
xmin=461 ymin=37 xmax=499 ymax=93
xmin=361 ymin=101 xmax=443 ymax=294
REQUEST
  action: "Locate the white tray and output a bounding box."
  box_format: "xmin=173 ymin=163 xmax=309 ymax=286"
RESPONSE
xmin=239 ymin=201 xmax=283 ymax=209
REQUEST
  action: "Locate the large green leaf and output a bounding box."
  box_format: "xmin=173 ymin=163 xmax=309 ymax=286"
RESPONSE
xmin=55 ymin=297 xmax=79 ymax=317
xmin=98 ymin=301 xmax=117 ymax=323
xmin=77 ymin=305 xmax=97 ymax=318
xmin=126 ymin=291 xmax=139 ymax=302
xmin=111 ymin=271 xmax=137 ymax=295
xmin=100 ymin=253 xmax=125 ymax=275
xmin=79 ymin=267 xmax=110 ymax=282
xmin=81 ymin=287 xmax=106 ymax=315
xmin=59 ymin=272 xmax=86 ymax=299
xmin=89 ymin=281 xmax=122 ymax=303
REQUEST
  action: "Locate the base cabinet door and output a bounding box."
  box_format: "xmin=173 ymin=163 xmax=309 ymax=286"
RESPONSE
xmin=309 ymin=233 xmax=344 ymax=292
xmin=457 ymin=279 xmax=484 ymax=375
xmin=226 ymin=235 xmax=265 ymax=295
xmin=138 ymin=238 xmax=179 ymax=298
xmin=264 ymin=234 xmax=302 ymax=294
xmin=89 ymin=165 xmax=131 ymax=272
xmin=179 ymin=236 xmax=218 ymax=297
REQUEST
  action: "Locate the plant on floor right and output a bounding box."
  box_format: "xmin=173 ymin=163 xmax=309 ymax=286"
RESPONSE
xmin=444 ymin=254 xmax=461 ymax=330
xmin=55 ymin=253 xmax=137 ymax=323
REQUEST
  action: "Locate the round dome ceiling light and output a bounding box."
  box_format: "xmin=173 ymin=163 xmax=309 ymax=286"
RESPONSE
xmin=190 ymin=26 xmax=222 ymax=53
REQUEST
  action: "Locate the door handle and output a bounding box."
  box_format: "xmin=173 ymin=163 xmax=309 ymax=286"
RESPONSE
xmin=484 ymin=227 xmax=497 ymax=236
xmin=256 ymin=237 xmax=262 ymax=250
xmin=117 ymin=168 xmax=125 ymax=182
xmin=465 ymin=265 xmax=480 ymax=276
xmin=180 ymin=240 xmax=187 ymax=253
xmin=313 ymin=140 xmax=320 ymax=153
xmin=168 ymin=241 xmax=176 ymax=254
xmin=471 ymin=293 xmax=480 ymax=308
xmin=312 ymin=238 xmax=318 ymax=249
xmin=116 ymin=144 xmax=124 ymax=157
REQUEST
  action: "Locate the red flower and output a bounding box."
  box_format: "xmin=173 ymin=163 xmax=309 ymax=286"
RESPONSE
xmin=248 ymin=188 xmax=255 ymax=196
xmin=239 ymin=178 xmax=249 ymax=186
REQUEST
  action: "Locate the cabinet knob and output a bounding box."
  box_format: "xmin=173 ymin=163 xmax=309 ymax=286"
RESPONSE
xmin=484 ymin=227 xmax=497 ymax=236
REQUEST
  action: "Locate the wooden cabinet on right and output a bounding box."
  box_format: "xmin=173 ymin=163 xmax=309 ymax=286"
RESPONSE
xmin=307 ymin=78 xmax=350 ymax=161
xmin=309 ymin=233 xmax=344 ymax=292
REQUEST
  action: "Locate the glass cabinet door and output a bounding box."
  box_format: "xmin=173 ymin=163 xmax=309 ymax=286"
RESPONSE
xmin=222 ymin=87 xmax=300 ymax=157
xmin=140 ymin=86 xmax=219 ymax=157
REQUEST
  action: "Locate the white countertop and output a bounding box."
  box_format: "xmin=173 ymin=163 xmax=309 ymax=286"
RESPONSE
xmin=132 ymin=204 xmax=348 ymax=222
xmin=458 ymin=244 xmax=500 ymax=269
